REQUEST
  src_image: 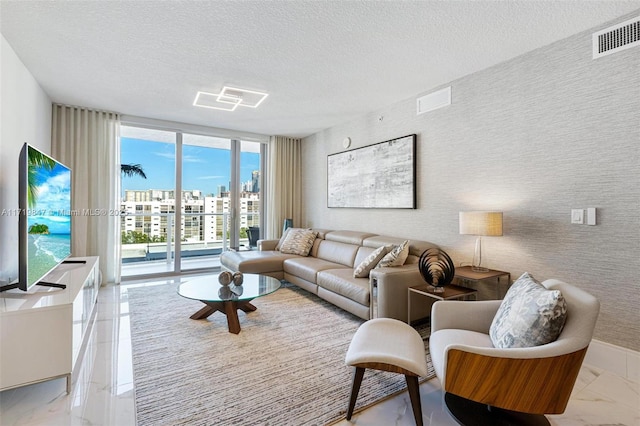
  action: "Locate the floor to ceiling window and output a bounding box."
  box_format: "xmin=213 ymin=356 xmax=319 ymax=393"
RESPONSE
xmin=120 ymin=124 xmax=264 ymax=278
xmin=239 ymin=140 xmax=263 ymax=248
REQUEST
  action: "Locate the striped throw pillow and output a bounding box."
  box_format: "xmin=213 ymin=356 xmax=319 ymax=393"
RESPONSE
xmin=275 ymin=227 xmax=292 ymax=251
xmin=353 ymin=246 xmax=388 ymax=278
xmin=279 ymin=228 xmax=318 ymax=256
xmin=376 ymin=240 xmax=409 ymax=268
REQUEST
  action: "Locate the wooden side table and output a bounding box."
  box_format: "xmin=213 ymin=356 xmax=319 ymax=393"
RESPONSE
xmin=408 ymin=284 xmax=477 ymax=325
xmin=454 ymin=266 xmax=511 ymax=300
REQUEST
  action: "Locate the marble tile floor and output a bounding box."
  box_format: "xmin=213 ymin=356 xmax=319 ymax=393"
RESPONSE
xmin=1 ymin=280 xmax=638 ymax=426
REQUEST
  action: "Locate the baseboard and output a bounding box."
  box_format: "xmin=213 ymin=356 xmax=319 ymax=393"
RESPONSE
xmin=585 ymin=339 xmax=640 ymax=383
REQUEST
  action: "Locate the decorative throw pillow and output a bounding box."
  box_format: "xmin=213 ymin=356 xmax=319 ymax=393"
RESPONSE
xmin=490 ymin=272 xmax=567 ymax=349
xmin=376 ymin=240 xmax=409 ymax=268
xmin=275 ymin=227 xmax=292 ymax=251
xmin=279 ymin=228 xmax=318 ymax=256
xmin=353 ymin=246 xmax=388 ymax=278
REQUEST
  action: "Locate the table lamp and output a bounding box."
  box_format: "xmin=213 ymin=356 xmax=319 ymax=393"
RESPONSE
xmin=459 ymin=211 xmax=503 ymax=272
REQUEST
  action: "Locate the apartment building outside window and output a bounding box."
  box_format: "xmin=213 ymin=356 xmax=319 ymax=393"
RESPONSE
xmin=120 ymin=125 xmax=265 ymax=278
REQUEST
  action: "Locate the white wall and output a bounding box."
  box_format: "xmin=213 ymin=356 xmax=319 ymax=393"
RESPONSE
xmin=0 ymin=35 xmax=52 ymax=284
xmin=301 ymin=14 xmax=640 ymax=350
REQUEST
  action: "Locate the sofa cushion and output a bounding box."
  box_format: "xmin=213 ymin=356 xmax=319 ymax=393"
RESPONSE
xmin=283 ymin=257 xmax=348 ymax=283
xmin=312 ymin=229 xmax=332 ymax=240
xmin=353 ymin=246 xmax=387 ymax=278
xmin=377 ymin=240 xmax=409 ymax=267
xmin=317 ymin=269 xmax=370 ymax=306
xmin=325 ymin=230 xmax=378 ymax=246
xmin=220 ymin=250 xmax=299 ymax=274
xmin=362 ymin=235 xmax=407 ymax=249
xmin=279 ymin=228 xmax=318 ymax=256
xmin=316 ymin=240 xmax=360 ymax=267
xmin=490 ymin=272 xmax=567 ymax=349
xmin=308 ymin=237 xmax=323 ymax=258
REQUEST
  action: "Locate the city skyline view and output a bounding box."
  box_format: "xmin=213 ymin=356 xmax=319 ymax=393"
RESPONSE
xmin=121 ymin=137 xmax=260 ymax=197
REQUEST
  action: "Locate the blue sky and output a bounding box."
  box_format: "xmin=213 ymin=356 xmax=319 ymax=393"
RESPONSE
xmin=121 ymin=137 xmax=260 ymax=196
xmin=30 ymin=162 xmax=71 ymax=234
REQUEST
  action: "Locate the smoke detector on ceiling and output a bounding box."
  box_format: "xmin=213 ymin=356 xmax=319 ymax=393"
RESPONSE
xmin=592 ymin=16 xmax=639 ymax=59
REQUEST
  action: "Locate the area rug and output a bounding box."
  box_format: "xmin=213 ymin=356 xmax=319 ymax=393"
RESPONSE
xmin=129 ymin=281 xmax=434 ymax=426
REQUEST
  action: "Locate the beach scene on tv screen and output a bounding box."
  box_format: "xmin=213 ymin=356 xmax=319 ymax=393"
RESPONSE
xmin=27 ymin=148 xmax=71 ymax=286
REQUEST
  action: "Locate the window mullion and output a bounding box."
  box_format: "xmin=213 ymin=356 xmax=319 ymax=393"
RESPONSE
xmin=174 ymin=133 xmax=183 ymax=272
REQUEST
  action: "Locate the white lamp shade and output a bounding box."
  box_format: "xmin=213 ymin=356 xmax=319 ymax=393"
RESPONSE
xmin=459 ymin=211 xmax=503 ymax=236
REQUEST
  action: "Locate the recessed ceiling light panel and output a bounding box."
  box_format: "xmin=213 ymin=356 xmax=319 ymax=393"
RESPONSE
xmin=193 ymin=91 xmax=240 ymax=111
xmin=194 ymin=86 xmax=269 ymax=111
xmin=219 ymin=86 xmax=269 ymax=108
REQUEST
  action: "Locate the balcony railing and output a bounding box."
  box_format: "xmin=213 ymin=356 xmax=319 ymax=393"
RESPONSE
xmin=120 ymin=212 xmax=260 ymax=276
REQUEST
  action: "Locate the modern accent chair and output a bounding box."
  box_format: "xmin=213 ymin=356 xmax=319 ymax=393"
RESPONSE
xmin=429 ymin=278 xmax=599 ymax=425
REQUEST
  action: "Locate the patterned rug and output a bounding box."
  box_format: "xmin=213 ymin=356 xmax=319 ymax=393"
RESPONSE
xmin=129 ymin=281 xmax=434 ymax=426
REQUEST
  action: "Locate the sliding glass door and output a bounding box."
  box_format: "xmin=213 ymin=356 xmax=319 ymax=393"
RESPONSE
xmin=120 ymin=125 xmax=263 ymax=278
xmin=120 ymin=127 xmax=177 ymax=276
xmin=180 ymin=134 xmax=232 ymax=272
xmin=239 ymin=140 xmax=263 ymax=249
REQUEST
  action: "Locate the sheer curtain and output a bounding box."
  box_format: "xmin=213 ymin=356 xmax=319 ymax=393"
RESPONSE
xmin=51 ymin=105 xmax=121 ymax=284
xmin=266 ymin=136 xmax=303 ymax=239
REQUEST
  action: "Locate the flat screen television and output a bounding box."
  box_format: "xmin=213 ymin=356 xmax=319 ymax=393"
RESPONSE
xmin=17 ymin=143 xmax=72 ymax=291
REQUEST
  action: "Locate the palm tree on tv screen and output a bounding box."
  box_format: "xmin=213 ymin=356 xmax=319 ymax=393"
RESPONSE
xmin=27 ymin=149 xmax=56 ymax=209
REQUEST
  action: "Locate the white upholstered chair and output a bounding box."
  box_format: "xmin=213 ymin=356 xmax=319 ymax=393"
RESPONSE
xmin=429 ymin=279 xmax=599 ymax=425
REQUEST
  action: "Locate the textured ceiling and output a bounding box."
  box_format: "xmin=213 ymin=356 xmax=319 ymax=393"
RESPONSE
xmin=1 ymin=1 xmax=638 ymax=138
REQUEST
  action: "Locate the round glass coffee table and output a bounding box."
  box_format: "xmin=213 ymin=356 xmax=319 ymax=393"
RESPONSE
xmin=177 ymin=273 xmax=281 ymax=334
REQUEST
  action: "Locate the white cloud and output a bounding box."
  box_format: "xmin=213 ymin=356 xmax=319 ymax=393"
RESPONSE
xmin=183 ymin=155 xmax=205 ymax=163
xmin=34 ymin=169 xmax=71 ymax=213
xmin=48 ymin=216 xmax=70 ymax=222
xmin=197 ymin=175 xmax=225 ymax=180
xmin=155 ymin=152 xmax=203 ymax=163
xmin=155 ymin=152 xmax=175 ymax=160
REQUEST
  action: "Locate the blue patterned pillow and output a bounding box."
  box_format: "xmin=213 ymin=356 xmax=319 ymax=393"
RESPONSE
xmin=490 ymin=272 xmax=567 ymax=349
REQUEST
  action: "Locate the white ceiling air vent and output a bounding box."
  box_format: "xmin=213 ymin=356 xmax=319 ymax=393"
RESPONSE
xmin=417 ymin=86 xmax=451 ymax=115
xmin=592 ymin=16 xmax=640 ymax=59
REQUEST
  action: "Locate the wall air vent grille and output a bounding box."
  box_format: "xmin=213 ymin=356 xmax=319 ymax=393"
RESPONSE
xmin=592 ymin=16 xmax=639 ymax=59
xmin=417 ymin=86 xmax=451 ymax=115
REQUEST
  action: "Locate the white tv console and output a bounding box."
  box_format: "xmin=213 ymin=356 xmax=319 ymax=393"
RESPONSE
xmin=0 ymin=257 xmax=100 ymax=393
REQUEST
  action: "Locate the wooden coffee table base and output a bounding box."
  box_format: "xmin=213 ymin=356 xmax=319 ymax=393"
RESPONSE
xmin=190 ymin=300 xmax=257 ymax=334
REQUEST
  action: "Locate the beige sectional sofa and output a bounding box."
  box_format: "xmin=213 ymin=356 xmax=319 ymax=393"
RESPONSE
xmin=220 ymin=230 xmax=438 ymax=322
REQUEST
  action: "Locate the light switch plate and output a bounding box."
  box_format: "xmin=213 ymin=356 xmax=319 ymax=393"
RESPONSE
xmin=571 ymin=209 xmax=585 ymax=224
xmin=587 ymin=208 xmax=596 ymax=225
